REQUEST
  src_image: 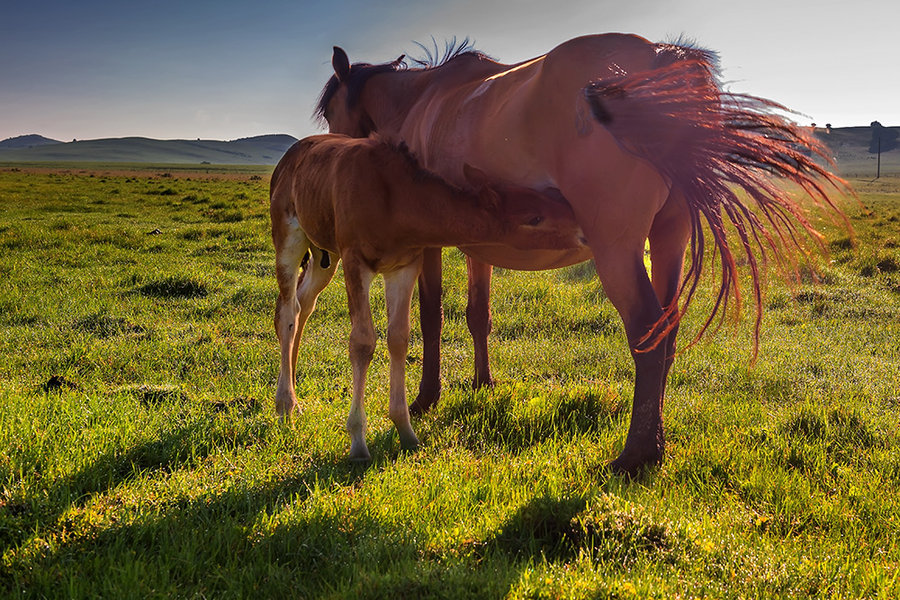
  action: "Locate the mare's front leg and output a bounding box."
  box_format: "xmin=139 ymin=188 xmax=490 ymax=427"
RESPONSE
xmin=410 ymin=247 xmax=443 ymax=415
xmin=342 ymin=252 xmax=377 ymax=460
xmin=466 ymin=257 xmax=495 ymax=389
xmin=384 ymin=260 xmax=423 ymax=450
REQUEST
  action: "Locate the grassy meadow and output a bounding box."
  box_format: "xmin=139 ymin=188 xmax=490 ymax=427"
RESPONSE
xmin=0 ymin=166 xmax=898 ymax=598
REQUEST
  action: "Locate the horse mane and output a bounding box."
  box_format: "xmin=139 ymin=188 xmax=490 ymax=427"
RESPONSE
xmin=654 ymin=35 xmax=721 ymax=73
xmin=408 ymin=36 xmax=492 ymax=68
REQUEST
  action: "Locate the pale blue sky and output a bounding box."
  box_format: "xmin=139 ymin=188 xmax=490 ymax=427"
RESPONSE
xmin=1 ymin=0 xmax=896 ymax=141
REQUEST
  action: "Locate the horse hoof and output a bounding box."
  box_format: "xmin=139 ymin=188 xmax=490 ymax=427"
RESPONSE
xmin=608 ymin=448 xmax=663 ymax=478
xmin=276 ymin=407 xmax=297 ymax=422
xmin=348 ymin=440 xmax=371 ymax=462
xmin=348 ymin=450 xmax=371 ymax=462
xmin=275 ymin=397 xmax=298 ymax=419
xmin=399 ymin=433 xmax=420 ymax=452
xmin=472 ymin=376 xmax=495 ymax=390
xmin=409 ymin=390 xmax=439 ymax=417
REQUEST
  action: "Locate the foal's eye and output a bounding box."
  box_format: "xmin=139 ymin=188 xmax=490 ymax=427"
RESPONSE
xmin=528 ymin=216 xmax=544 ymax=226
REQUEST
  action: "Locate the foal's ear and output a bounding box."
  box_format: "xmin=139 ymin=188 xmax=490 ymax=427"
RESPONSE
xmin=476 ymin=186 xmax=501 ymax=212
xmin=462 ymin=163 xmax=490 ymax=188
xmin=332 ymin=46 xmax=351 ymax=81
xmin=463 ymin=164 xmax=500 ymax=209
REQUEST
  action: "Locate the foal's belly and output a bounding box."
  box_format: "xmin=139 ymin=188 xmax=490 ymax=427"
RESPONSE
xmin=457 ymin=244 xmax=593 ymax=271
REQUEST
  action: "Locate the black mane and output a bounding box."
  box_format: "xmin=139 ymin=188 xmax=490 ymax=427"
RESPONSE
xmin=408 ymin=36 xmax=490 ymax=68
xmin=655 ymin=35 xmax=721 ymax=75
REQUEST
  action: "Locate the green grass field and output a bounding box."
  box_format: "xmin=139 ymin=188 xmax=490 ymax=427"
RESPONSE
xmin=1 ymin=167 xmax=898 ymax=598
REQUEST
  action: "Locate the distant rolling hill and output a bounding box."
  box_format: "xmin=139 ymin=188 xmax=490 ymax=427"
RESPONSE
xmin=0 ymin=134 xmax=63 ymax=149
xmin=0 ymin=134 xmax=298 ymax=165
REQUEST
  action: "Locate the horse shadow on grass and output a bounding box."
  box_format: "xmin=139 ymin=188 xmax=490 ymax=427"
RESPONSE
xmin=0 ymin=403 xmax=274 ymax=554
xmin=416 ymin=384 xmax=625 ymax=455
xmin=2 ymin=423 xmax=676 ymax=598
xmin=479 ymin=493 xmax=678 ymax=567
xmin=1 ymin=427 xmax=477 ymax=597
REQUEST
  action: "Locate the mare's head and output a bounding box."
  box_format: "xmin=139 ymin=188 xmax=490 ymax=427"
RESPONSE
xmin=315 ymin=47 xmax=405 ymax=137
xmin=316 ymin=41 xmax=491 ymax=138
xmin=463 ymin=165 xmax=584 ymax=251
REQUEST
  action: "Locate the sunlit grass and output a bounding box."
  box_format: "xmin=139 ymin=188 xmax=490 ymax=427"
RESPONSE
xmin=1 ymin=168 xmax=898 ymax=598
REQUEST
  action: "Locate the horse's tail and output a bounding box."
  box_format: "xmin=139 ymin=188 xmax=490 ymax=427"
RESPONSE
xmin=583 ymin=47 xmax=851 ymax=353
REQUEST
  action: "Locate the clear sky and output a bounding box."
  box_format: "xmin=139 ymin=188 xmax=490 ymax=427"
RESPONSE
xmin=2 ymin=0 xmax=896 ymax=142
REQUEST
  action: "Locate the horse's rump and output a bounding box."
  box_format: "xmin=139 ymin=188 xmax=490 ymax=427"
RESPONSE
xmin=584 ymin=53 xmax=850 ymax=351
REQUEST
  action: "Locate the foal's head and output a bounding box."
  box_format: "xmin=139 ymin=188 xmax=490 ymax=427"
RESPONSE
xmin=463 ymin=165 xmax=584 ymax=251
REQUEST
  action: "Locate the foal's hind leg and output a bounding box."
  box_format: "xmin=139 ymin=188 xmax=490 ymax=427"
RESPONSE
xmin=384 ymin=260 xmax=423 ymax=451
xmin=291 ymin=247 xmax=338 ymax=371
xmin=274 ymin=227 xmax=310 ymax=417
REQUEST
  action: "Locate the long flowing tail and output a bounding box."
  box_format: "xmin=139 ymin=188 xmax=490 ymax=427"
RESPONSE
xmin=583 ymin=49 xmax=851 ymax=352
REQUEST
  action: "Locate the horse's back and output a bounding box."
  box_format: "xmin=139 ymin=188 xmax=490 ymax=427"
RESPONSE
xmin=541 ymin=33 xmax=658 ymax=77
xmin=272 ymin=134 xmax=379 ymax=253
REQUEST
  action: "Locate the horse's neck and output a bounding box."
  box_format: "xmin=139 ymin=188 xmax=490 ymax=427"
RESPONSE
xmin=365 ymin=60 xmax=507 ymax=140
xmin=363 ymin=72 xmax=424 ymax=136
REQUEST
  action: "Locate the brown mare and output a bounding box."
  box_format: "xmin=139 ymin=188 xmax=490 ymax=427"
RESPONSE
xmin=315 ymin=34 xmax=847 ymax=474
xmin=270 ymin=134 xmax=582 ymax=459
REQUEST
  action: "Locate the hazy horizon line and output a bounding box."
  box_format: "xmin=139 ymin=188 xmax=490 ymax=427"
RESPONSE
xmin=5 ymin=121 xmax=898 ymax=145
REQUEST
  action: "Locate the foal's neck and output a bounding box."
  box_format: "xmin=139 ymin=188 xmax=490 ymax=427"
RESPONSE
xmin=406 ymin=178 xmax=503 ymax=247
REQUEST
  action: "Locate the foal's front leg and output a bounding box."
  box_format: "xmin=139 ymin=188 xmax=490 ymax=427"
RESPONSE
xmin=384 ymin=261 xmax=422 ymax=451
xmin=342 ymin=253 xmax=376 ymax=460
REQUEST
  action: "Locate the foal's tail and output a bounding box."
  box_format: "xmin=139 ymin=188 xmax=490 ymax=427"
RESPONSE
xmin=583 ymin=47 xmax=851 ymax=352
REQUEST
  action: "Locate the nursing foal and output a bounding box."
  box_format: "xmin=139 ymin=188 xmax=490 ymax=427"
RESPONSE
xmin=270 ymin=134 xmax=581 ymax=459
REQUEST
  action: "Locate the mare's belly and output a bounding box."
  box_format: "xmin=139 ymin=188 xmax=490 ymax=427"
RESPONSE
xmin=458 ymin=245 xmax=593 ymax=271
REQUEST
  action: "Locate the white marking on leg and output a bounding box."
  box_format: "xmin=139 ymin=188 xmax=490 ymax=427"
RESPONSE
xmin=383 ymin=261 xmax=422 ymax=451
xmin=274 ymin=223 xmax=308 ymax=418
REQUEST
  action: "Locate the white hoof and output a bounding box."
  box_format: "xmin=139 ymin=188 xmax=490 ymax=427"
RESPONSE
xmin=348 ymin=438 xmax=371 ymax=461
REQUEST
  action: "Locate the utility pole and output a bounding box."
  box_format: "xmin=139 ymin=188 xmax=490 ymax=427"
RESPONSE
xmin=877 ymin=135 xmax=881 ymax=179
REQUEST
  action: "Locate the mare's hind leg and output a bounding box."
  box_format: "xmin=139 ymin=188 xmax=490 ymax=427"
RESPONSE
xmin=648 ymin=191 xmax=692 ymax=398
xmin=558 ymin=156 xmax=671 ymax=476
xmin=274 ymin=227 xmax=310 ymax=417
xmin=466 ymin=257 xmax=495 ymax=389
xmin=592 ymin=245 xmax=669 ymax=475
xmin=342 ymin=251 xmax=377 ymax=460
xmin=384 ymin=260 xmax=423 ymax=451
